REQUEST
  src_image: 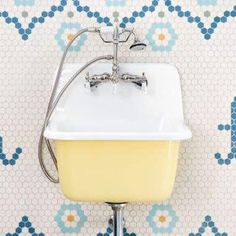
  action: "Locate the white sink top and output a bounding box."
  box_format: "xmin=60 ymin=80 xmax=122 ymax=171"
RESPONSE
xmin=44 ymin=63 xmax=191 ymax=140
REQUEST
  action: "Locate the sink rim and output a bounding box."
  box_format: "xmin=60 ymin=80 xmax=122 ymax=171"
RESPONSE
xmin=44 ymin=126 xmax=192 ymax=140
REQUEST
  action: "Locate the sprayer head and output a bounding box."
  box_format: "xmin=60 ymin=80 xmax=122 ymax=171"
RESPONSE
xmin=129 ymin=39 xmax=147 ymax=51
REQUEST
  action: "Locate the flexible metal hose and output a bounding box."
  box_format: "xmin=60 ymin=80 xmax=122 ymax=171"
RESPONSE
xmin=38 ymin=27 xmax=113 ymax=183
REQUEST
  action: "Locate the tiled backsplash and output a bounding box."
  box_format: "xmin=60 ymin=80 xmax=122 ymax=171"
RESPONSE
xmin=0 ymin=1 xmax=236 ymax=235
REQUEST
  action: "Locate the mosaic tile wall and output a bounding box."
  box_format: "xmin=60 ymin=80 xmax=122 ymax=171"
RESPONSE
xmin=0 ymin=0 xmax=236 ymax=235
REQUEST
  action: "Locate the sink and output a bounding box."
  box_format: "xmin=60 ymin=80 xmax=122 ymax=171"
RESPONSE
xmin=44 ymin=63 xmax=191 ymax=203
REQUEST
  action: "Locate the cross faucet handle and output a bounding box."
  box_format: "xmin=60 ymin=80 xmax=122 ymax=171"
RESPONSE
xmin=84 ymin=72 xmax=111 ymax=90
xmin=121 ymin=72 xmax=148 ymax=91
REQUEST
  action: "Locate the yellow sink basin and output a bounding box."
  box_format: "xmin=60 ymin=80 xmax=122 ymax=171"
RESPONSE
xmin=56 ymin=140 xmax=179 ymax=203
xmin=44 ymin=63 xmax=191 ymax=203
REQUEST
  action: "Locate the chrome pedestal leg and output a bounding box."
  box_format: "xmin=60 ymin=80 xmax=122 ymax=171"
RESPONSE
xmin=107 ymin=203 xmax=127 ymax=236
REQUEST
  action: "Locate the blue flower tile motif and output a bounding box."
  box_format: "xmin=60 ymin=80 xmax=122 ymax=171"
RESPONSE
xmin=14 ymin=0 xmax=35 ymax=6
xmin=215 ymin=97 xmax=236 ymax=165
xmin=0 ymin=135 xmax=23 ymax=166
xmin=97 ymin=226 xmax=136 ymax=236
xmin=55 ymin=203 xmax=87 ymax=233
xmin=189 ymin=215 xmax=228 ymax=236
xmin=197 ymin=0 xmax=218 ymax=6
xmin=5 ymin=216 xmax=45 ymax=236
xmin=55 ymin=23 xmax=87 ymax=51
xmin=146 ymin=204 xmax=178 ymax=234
xmin=105 ymin=0 xmax=126 ymax=7
xmin=146 ymin=22 xmax=177 ymax=52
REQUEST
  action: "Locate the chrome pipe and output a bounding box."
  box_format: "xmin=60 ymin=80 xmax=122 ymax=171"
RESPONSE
xmin=107 ymin=203 xmax=127 ymax=236
xmin=113 ymin=207 xmax=123 ymax=236
xmin=111 ymin=23 xmax=120 ymax=83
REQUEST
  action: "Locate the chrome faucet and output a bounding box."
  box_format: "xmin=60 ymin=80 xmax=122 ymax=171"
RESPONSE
xmin=85 ymin=23 xmax=148 ymax=90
